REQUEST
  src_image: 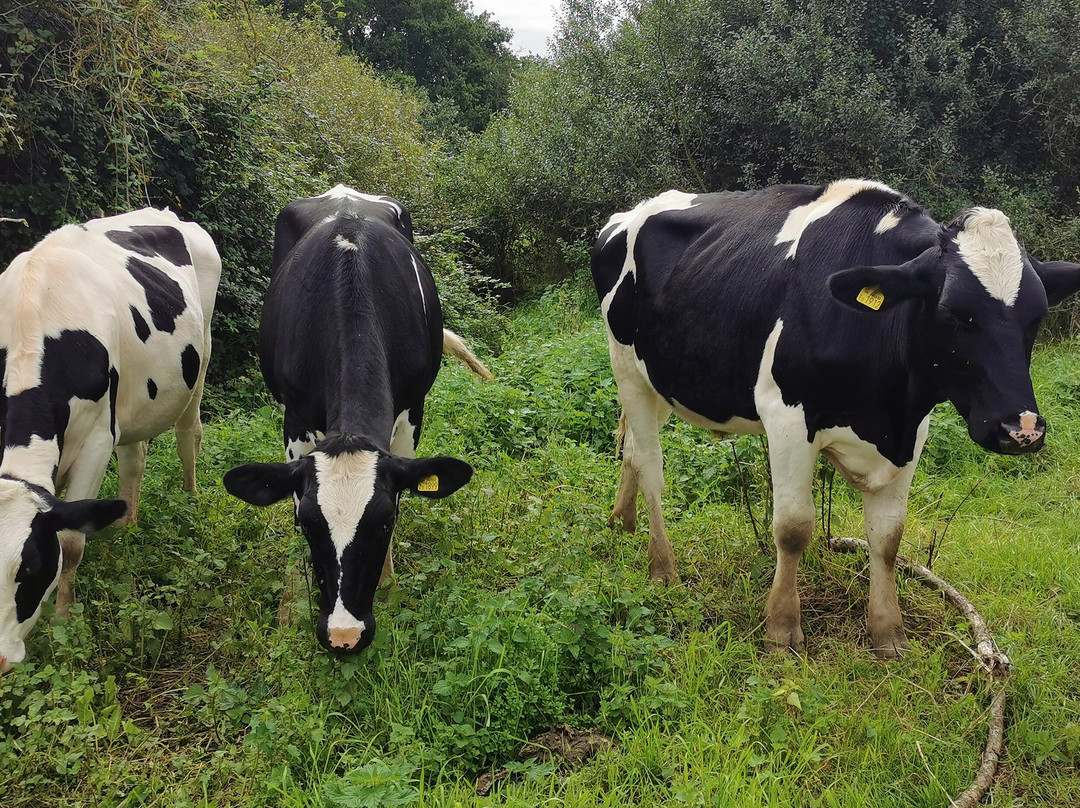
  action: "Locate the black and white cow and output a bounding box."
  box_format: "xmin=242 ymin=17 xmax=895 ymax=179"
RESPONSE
xmin=592 ymin=179 xmax=1080 ymax=657
xmin=224 ymin=185 xmax=488 ymax=654
xmin=0 ymin=209 xmax=221 ymax=671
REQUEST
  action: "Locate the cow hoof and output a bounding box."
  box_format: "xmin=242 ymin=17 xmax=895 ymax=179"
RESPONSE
xmin=648 ymin=562 xmax=679 ymax=585
xmin=764 ymin=622 xmax=805 ymax=654
xmin=869 ymin=624 xmax=909 ymax=660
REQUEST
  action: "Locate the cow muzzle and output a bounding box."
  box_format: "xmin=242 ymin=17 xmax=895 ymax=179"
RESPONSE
xmin=318 ymin=613 xmax=375 ymax=655
xmin=995 ymin=411 xmax=1046 ymax=454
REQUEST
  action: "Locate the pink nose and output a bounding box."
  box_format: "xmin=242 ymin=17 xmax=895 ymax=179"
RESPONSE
xmin=327 ymin=627 xmax=363 ymax=650
xmin=1008 ymin=412 xmax=1045 ymax=447
xmin=0 ymin=653 xmax=8 ymax=673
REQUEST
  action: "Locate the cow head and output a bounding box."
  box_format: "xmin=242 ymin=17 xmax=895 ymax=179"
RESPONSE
xmin=0 ymin=477 xmax=126 ymax=672
xmin=224 ymin=436 xmax=473 ymax=654
xmin=829 ymin=207 xmax=1080 ymax=454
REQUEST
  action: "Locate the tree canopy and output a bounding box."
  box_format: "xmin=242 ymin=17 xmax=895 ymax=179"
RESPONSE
xmin=275 ymin=0 xmax=518 ymax=132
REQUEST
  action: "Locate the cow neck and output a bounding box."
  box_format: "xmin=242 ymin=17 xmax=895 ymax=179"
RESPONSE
xmin=325 ymin=352 xmax=396 ymax=452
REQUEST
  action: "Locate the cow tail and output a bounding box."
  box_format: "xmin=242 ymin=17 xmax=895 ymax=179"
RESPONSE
xmin=442 ymin=328 xmax=493 ymax=380
xmin=614 ymin=411 xmax=627 ymax=459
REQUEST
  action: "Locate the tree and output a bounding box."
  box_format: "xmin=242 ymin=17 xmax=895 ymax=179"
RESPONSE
xmin=276 ymin=0 xmax=519 ymax=132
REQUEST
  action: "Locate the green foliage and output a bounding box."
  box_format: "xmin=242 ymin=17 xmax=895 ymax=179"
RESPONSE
xmin=4 ymin=295 xmax=1080 ymax=805
xmin=275 ymin=0 xmax=519 ymax=133
xmin=443 ymin=0 xmax=1080 ymax=292
xmin=0 ymin=0 xmax=508 ymax=403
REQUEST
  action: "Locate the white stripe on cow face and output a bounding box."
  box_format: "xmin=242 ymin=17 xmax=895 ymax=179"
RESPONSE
xmin=313 ymin=450 xmax=378 ymax=629
xmin=599 ymin=191 xmax=698 ymax=321
xmin=775 ymin=179 xmax=899 ymax=260
xmin=955 ymin=207 xmax=1024 ymax=306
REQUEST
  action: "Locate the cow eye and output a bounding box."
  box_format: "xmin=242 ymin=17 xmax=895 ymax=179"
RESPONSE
xmin=15 ymin=561 xmax=36 ymax=583
xmin=941 ymin=308 xmax=975 ymax=330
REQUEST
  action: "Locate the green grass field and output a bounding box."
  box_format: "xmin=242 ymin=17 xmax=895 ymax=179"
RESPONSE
xmin=3 ymin=280 xmax=1079 ymax=806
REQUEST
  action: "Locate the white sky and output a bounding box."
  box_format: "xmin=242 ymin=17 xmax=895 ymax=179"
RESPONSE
xmin=470 ymin=1 xmax=560 ymax=56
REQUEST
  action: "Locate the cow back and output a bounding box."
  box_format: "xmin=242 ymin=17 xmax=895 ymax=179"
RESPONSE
xmin=261 ymin=206 xmax=440 ymax=443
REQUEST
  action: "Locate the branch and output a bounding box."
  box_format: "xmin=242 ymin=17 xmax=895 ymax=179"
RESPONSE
xmin=829 ymin=535 xmax=1010 ymax=808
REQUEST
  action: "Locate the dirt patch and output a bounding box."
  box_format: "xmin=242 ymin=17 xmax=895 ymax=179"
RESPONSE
xmin=476 ymin=723 xmax=616 ymax=796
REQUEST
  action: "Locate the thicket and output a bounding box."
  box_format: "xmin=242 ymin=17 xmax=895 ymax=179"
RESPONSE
xmin=274 ymin=0 xmax=519 ymax=134
xmin=0 ymin=0 xmax=504 ymax=396
xmin=449 ymin=0 xmax=1080 ymax=289
xmin=3 ymin=0 xmax=1080 ymax=396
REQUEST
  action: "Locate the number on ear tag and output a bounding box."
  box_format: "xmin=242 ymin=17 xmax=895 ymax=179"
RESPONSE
xmin=856 ymin=286 xmax=885 ymax=310
xmin=417 ymin=475 xmax=439 ymax=492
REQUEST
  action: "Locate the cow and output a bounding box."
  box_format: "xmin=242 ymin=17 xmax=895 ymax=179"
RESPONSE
xmin=592 ymin=179 xmax=1080 ymax=658
xmin=224 ymin=185 xmax=489 ymax=655
xmin=0 ymin=209 xmax=221 ymax=672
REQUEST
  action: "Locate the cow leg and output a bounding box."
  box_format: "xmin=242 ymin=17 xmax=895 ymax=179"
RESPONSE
xmin=861 ymin=463 xmax=918 ymax=659
xmin=114 ymin=441 xmax=148 ymax=526
xmin=763 ymin=437 xmax=817 ymax=653
xmin=609 ymin=412 xmax=639 ymax=533
xmin=54 ymin=436 xmax=114 ymax=615
xmin=615 ymin=386 xmax=676 ymax=583
xmin=382 ymin=408 xmax=422 ymax=588
xmin=175 ymin=376 xmax=205 ymax=493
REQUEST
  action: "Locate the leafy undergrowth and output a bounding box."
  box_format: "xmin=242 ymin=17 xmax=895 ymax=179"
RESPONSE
xmin=3 ymin=281 xmax=1080 ymax=806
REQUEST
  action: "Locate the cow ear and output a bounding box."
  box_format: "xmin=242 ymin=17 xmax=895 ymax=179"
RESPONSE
xmin=49 ymin=498 xmax=128 ymax=533
xmin=224 ymin=460 xmax=307 ymax=506
xmin=828 ymin=246 xmax=943 ymax=312
xmin=1030 ymin=257 xmax=1080 ymax=308
xmin=389 ymin=456 xmax=473 ymax=499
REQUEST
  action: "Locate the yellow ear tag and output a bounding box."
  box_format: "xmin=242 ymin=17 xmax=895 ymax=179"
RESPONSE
xmin=856 ymin=286 xmax=885 ymax=311
xmin=417 ymin=475 xmax=440 ymax=492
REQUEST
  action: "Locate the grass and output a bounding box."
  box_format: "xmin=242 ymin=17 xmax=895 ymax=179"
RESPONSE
xmin=2 ymin=276 xmax=1079 ymax=806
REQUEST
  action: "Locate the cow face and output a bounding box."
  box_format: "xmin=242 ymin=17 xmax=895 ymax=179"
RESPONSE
xmin=0 ymin=478 xmax=126 ymax=672
xmin=224 ymin=441 xmax=472 ymax=654
xmin=829 ymin=208 xmax=1080 ymax=455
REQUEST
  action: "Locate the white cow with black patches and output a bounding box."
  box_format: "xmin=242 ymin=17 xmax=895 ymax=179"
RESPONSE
xmin=225 ymin=186 xmax=487 ymax=655
xmin=592 ymin=179 xmax=1080 ymax=658
xmin=0 ymin=209 xmax=220 ymax=672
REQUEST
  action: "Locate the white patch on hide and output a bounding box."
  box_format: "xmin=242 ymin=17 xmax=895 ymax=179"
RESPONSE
xmin=874 ymin=210 xmax=901 ymax=234
xmin=775 ymin=179 xmax=900 ymax=260
xmin=389 ymin=410 xmax=416 ymax=458
xmin=410 ymin=257 xmax=428 ymax=317
xmin=0 ymin=479 xmax=58 ymax=670
xmin=335 ymin=234 xmax=358 ymax=252
xmin=599 ymin=190 xmax=698 ymax=321
xmin=753 ymin=318 xmax=914 ymax=493
xmin=318 ymin=184 xmax=404 ymax=218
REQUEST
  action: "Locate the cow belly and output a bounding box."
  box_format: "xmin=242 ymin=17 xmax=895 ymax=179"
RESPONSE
xmin=114 ymin=321 xmax=206 ymax=444
xmin=671 ymin=398 xmax=765 ymax=437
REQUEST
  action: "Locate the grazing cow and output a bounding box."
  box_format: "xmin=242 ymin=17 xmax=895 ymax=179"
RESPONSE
xmin=224 ymin=185 xmax=488 ymax=654
xmin=0 ymin=209 xmax=221 ymax=671
xmin=593 ymin=180 xmax=1080 ymax=657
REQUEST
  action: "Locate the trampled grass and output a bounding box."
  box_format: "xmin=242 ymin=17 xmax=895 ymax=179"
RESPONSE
xmin=2 ymin=280 xmax=1079 ymax=806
